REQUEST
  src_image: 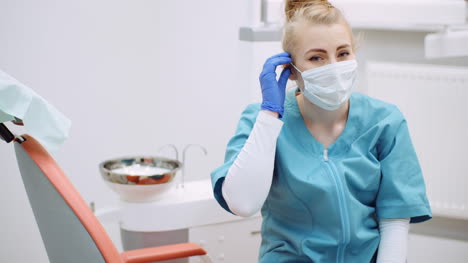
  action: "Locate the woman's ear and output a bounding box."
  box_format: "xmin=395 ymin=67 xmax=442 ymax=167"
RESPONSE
xmin=288 ymin=66 xmax=298 ymax=81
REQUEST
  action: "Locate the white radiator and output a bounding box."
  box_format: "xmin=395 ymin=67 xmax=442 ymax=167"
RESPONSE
xmin=366 ymin=61 xmax=468 ymax=220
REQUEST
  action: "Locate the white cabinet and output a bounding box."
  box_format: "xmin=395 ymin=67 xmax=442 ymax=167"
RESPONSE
xmin=103 ymin=179 xmax=264 ymax=263
xmin=189 ymin=217 xmax=263 ymax=263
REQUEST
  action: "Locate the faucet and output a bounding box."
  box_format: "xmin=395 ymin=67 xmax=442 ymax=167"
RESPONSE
xmin=181 ymin=144 xmax=208 ymax=188
xmin=157 ymin=144 xmax=179 ymax=161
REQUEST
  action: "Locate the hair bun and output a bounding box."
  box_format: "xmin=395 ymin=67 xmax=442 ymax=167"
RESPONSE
xmin=285 ymin=0 xmax=334 ymax=21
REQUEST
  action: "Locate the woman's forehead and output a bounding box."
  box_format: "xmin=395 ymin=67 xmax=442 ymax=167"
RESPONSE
xmin=294 ymin=22 xmax=352 ymax=54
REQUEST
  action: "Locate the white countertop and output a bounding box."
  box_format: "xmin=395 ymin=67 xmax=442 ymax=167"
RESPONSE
xmin=96 ymin=179 xmax=261 ymax=232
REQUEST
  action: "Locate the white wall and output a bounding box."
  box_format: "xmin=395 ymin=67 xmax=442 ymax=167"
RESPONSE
xmin=0 ymin=1 xmax=253 ymax=262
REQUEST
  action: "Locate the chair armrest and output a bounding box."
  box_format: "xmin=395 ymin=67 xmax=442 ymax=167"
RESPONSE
xmin=120 ymin=242 xmax=207 ymax=263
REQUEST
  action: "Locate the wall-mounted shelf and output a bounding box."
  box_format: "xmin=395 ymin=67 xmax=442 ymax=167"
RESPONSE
xmin=239 ymin=25 xmax=282 ymax=42
xmin=332 ymin=0 xmax=466 ymax=27
xmin=240 ymin=0 xmax=467 ymax=42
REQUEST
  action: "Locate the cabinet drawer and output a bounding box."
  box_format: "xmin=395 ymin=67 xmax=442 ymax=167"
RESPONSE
xmin=189 ymin=217 xmax=262 ymax=263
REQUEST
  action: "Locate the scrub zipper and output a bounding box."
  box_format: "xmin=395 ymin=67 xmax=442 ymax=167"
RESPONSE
xmin=323 ymin=148 xmax=350 ymax=263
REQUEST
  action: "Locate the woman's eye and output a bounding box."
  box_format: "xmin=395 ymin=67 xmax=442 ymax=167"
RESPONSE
xmin=338 ymin=51 xmax=350 ymax=57
xmin=309 ymin=56 xmax=323 ymax=61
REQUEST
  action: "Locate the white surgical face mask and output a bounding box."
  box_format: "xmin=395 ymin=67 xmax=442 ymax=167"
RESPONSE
xmin=291 ymin=60 xmax=358 ymax=111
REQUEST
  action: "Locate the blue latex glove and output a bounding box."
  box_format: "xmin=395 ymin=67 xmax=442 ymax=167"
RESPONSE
xmin=259 ymin=52 xmax=291 ymax=118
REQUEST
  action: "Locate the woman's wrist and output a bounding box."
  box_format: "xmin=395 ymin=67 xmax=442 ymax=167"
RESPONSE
xmin=261 ymin=110 xmax=280 ymax=119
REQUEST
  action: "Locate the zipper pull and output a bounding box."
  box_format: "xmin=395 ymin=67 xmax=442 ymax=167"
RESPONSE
xmin=323 ymin=148 xmax=329 ymax=161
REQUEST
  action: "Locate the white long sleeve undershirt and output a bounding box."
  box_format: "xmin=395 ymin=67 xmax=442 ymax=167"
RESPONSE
xmin=221 ymin=110 xmax=410 ymax=262
xmin=222 ymin=111 xmax=283 ymax=217
xmin=377 ymin=218 xmax=410 ymax=263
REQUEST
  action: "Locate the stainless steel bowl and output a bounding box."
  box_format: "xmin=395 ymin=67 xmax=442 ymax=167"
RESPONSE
xmin=99 ymin=156 xmax=182 ymax=185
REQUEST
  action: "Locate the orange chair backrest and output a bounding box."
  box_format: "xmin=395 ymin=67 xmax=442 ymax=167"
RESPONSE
xmin=15 ymin=135 xmax=123 ymax=263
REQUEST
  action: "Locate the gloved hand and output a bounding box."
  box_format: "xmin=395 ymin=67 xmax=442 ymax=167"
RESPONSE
xmin=259 ymin=52 xmax=291 ymax=118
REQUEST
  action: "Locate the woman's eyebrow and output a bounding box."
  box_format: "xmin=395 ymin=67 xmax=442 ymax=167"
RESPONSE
xmin=336 ymin=44 xmax=351 ymax=50
xmin=304 ymin=44 xmax=350 ymax=56
xmin=304 ymin=48 xmax=327 ymax=55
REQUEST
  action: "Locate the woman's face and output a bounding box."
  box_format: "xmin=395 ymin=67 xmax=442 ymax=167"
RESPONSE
xmin=290 ymin=21 xmax=355 ymax=83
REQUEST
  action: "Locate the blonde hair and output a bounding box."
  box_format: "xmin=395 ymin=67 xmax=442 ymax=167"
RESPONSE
xmin=282 ymin=0 xmax=355 ymax=55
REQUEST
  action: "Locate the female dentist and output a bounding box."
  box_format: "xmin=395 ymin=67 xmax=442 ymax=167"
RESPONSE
xmin=211 ymin=0 xmax=432 ymax=262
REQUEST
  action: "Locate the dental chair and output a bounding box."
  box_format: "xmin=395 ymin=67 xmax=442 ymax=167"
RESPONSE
xmin=0 ymin=122 xmax=211 ymax=263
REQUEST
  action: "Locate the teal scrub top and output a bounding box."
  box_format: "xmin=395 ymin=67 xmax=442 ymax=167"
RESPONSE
xmin=211 ymin=90 xmax=432 ymax=263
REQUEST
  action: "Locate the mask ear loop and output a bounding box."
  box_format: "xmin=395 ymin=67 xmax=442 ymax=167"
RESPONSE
xmin=289 ymin=63 xmax=303 ymax=94
xmin=290 ymin=63 xmax=302 ymax=73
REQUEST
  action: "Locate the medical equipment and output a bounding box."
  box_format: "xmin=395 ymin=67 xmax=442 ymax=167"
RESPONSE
xmin=98 ymin=147 xmax=261 ymax=263
xmin=0 ymin=69 xmax=71 ymax=153
xmin=0 ymin=123 xmax=211 ymax=263
xmin=99 ymin=142 xmax=208 ymax=202
xmin=100 ymin=156 xmax=182 ymax=202
xmin=0 ymin=123 xmax=15 ymax=143
xmin=113 ymin=178 xmax=261 ymax=263
xmin=425 ymin=29 xmax=468 ymax=59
